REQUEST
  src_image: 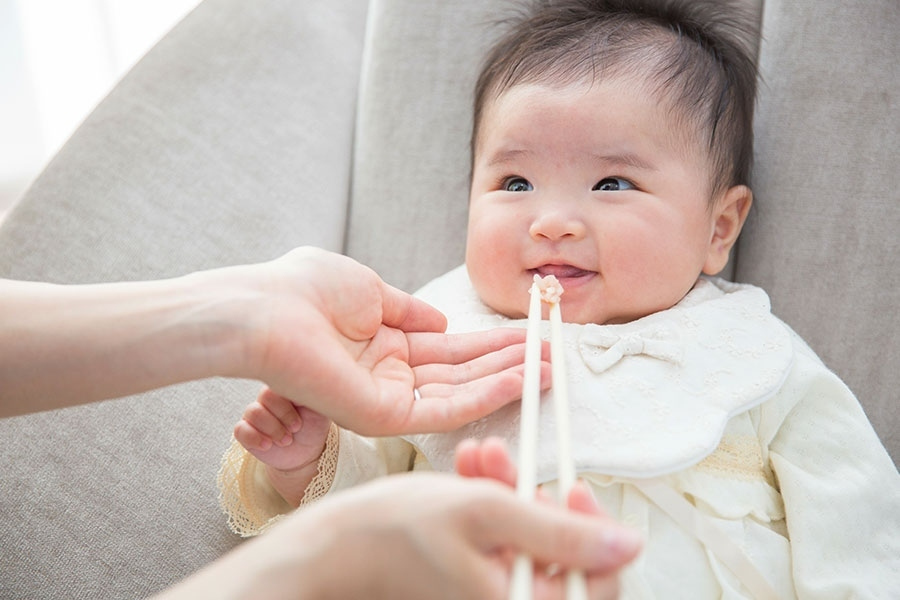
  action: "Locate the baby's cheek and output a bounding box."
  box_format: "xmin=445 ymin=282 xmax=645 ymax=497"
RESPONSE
xmin=466 ymin=220 xmax=512 ymax=275
xmin=468 ymin=261 xmax=522 ymax=319
xmin=466 ymin=216 xmax=528 ymax=316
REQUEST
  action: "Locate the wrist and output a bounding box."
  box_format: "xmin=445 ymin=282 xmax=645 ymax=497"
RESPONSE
xmin=264 ymin=421 xmax=339 ymax=508
xmin=266 ymin=460 xmax=321 ymax=508
xmin=175 ymin=264 xmax=269 ymax=381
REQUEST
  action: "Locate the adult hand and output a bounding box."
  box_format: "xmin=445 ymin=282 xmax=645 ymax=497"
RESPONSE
xmin=159 ymin=472 xmax=641 ymax=600
xmin=456 ymin=437 xmax=638 ymax=598
xmin=237 ymin=247 xmax=548 ymax=436
xmin=1 ymin=247 xmax=547 ymax=428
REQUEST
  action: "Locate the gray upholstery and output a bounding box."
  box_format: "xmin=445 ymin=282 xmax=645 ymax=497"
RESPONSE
xmin=0 ymin=0 xmax=896 ymax=597
xmin=737 ymin=0 xmax=900 ymax=456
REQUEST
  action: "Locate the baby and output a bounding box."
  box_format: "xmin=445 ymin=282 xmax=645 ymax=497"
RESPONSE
xmin=219 ymin=1 xmax=900 ymax=597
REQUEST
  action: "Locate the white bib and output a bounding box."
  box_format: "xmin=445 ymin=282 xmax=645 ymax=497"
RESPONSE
xmin=404 ymin=266 xmax=794 ymax=481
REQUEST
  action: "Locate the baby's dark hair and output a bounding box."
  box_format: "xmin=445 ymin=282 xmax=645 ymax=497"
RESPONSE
xmin=472 ymin=0 xmax=759 ymax=197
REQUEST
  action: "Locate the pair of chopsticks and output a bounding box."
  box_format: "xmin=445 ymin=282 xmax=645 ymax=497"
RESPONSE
xmin=510 ymin=275 xmax=588 ymax=600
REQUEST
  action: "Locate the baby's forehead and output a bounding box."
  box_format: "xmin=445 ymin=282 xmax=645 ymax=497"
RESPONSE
xmin=478 ymin=77 xmax=710 ymax=160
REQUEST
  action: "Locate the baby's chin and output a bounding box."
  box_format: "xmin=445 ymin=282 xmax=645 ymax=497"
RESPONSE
xmin=475 ymin=293 xmax=527 ymax=321
xmin=482 ymin=295 xmax=601 ymax=325
xmin=556 ymin=300 xmax=649 ymax=325
xmin=558 ymin=306 xmax=606 ymax=325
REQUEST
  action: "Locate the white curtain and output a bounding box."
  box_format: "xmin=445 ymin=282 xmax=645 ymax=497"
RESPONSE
xmin=0 ymin=0 xmax=200 ymax=218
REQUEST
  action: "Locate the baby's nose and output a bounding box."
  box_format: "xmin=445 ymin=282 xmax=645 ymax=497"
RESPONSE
xmin=529 ymin=209 xmax=587 ymax=241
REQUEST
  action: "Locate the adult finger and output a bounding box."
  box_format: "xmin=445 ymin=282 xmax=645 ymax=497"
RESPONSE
xmin=474 ymin=494 xmax=643 ymax=575
xmin=478 ymin=437 xmax=519 ymax=486
xmin=532 ymin=569 xmax=621 ymax=600
xmin=455 ymin=437 xmax=518 ymax=487
xmin=406 ymin=328 xmax=533 ymax=367
xmin=454 ymin=439 xmax=482 ymax=478
xmin=567 ymin=480 xmax=608 ymax=516
xmin=378 ymin=280 xmax=448 ymax=334
xmin=412 ymin=342 xmax=531 ymax=386
xmin=403 ymin=366 xmax=535 ymax=433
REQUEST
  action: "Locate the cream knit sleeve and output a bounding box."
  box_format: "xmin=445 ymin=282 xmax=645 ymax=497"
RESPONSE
xmin=765 ymin=347 xmax=900 ymax=598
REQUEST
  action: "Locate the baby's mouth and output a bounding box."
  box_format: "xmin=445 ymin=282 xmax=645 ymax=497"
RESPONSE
xmin=532 ymin=264 xmax=595 ymax=280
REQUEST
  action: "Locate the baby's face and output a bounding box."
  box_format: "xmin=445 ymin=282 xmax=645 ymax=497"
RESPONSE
xmin=466 ymin=79 xmax=726 ymax=324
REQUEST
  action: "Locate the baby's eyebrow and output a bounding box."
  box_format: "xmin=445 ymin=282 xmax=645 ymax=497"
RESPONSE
xmin=484 ymin=148 xmax=658 ymax=173
xmin=485 ymin=148 xmax=534 ymax=167
xmin=591 ymin=152 xmax=658 ymax=172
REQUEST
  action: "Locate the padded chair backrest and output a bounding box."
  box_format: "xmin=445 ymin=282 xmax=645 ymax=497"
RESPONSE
xmin=736 ymin=0 xmax=899 ymax=458
xmin=346 ymin=2 xmax=505 ymax=291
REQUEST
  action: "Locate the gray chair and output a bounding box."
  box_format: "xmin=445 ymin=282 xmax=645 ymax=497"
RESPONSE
xmin=0 ymin=0 xmax=896 ymax=597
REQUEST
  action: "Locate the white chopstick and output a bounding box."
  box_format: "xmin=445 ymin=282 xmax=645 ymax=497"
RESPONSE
xmin=549 ymin=300 xmax=588 ymax=600
xmin=510 ymin=278 xmax=587 ymax=600
xmin=509 ymin=280 xmax=543 ymax=599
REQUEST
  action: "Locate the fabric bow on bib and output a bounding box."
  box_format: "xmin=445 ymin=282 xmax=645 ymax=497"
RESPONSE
xmin=579 ymin=328 xmax=684 ymax=374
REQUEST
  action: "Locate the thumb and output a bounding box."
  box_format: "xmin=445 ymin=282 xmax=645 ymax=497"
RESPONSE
xmin=481 ymin=493 xmax=642 ymax=574
xmin=379 ymin=280 xmax=448 ymax=333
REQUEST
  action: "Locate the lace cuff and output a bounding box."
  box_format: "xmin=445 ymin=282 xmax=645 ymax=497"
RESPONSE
xmin=300 ymin=423 xmax=340 ymax=506
xmin=217 ymin=423 xmax=341 ymax=537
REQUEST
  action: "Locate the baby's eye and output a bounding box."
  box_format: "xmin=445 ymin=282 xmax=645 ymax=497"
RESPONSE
xmin=503 ymin=177 xmax=534 ymax=192
xmin=593 ymin=177 xmax=634 ymax=192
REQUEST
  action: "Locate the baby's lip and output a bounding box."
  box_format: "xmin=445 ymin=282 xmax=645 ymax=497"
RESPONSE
xmin=532 ymin=264 xmax=595 ymax=279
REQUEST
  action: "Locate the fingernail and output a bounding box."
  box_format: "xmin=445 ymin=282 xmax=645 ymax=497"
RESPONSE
xmin=605 ymin=526 xmax=643 ymax=555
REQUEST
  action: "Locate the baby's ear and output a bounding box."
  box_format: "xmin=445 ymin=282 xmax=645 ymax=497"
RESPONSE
xmin=703 ymin=185 xmax=752 ymax=275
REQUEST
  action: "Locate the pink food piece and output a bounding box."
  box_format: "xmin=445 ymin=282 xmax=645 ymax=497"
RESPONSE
xmin=533 ymin=273 xmax=564 ymax=304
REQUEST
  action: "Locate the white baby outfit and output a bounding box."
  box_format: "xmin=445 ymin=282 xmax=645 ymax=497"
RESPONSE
xmin=219 ymin=266 xmax=900 ymax=599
